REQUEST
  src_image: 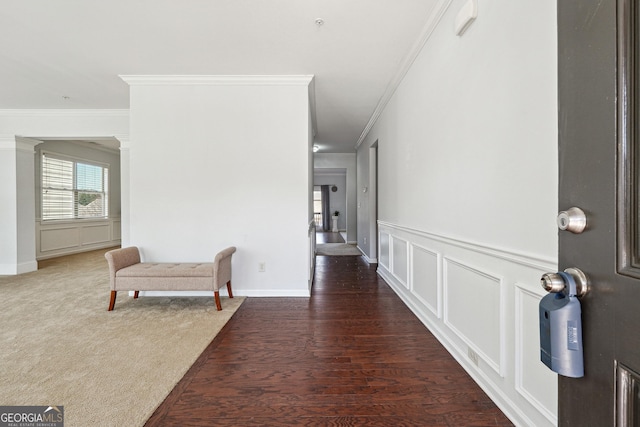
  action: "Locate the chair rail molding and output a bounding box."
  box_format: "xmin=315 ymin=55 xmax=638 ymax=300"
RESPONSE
xmin=377 ymin=220 xmax=556 ymax=271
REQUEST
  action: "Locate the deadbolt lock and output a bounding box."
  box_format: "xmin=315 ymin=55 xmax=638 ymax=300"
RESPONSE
xmin=557 ymin=207 xmax=587 ymax=234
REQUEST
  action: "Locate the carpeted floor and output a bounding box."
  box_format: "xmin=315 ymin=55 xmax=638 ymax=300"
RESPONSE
xmin=0 ymin=248 xmax=244 ymax=427
xmin=316 ymin=243 xmax=362 ymax=256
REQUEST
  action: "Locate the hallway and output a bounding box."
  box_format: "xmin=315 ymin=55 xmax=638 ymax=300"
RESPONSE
xmin=146 ymin=255 xmax=513 ymax=426
xmin=316 ymin=230 xmax=345 ymax=244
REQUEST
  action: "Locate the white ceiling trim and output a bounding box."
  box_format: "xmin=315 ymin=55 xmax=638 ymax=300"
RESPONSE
xmin=0 ymin=135 xmax=18 ymax=149
xmin=60 ymin=139 xmax=120 ymax=154
xmin=0 ymin=109 xmax=129 ymax=117
xmin=355 ymin=0 xmax=454 ymax=150
xmin=119 ymin=75 xmax=315 ymax=86
xmin=0 ymin=136 xmax=39 ymax=152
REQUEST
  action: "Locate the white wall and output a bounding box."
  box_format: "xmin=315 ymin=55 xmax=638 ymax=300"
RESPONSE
xmin=123 ymin=76 xmax=313 ymax=297
xmin=358 ymin=1 xmax=558 ymax=426
xmin=313 ymin=153 xmax=357 ymax=243
xmin=16 ymin=139 xmax=38 ymax=270
xmin=0 ymin=137 xmax=20 ymax=274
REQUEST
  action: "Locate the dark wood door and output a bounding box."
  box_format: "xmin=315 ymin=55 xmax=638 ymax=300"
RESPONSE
xmin=558 ymin=0 xmax=640 ymax=425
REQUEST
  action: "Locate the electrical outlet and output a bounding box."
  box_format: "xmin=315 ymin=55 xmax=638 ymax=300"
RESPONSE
xmin=467 ymin=347 xmax=479 ymax=366
xmin=258 ymin=262 xmax=266 ymax=272
xmin=364 ymin=237 xmax=367 ymax=245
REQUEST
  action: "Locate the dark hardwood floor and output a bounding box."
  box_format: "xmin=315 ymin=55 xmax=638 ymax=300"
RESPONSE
xmin=316 ymin=231 xmax=345 ymax=243
xmin=145 ymin=255 xmax=513 ymax=426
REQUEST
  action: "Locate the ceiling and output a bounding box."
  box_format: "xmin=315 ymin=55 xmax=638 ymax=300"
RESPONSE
xmin=0 ymin=1 xmax=442 ymax=153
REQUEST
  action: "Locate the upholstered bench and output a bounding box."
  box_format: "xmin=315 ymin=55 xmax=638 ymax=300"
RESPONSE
xmin=104 ymin=246 xmax=236 ymax=311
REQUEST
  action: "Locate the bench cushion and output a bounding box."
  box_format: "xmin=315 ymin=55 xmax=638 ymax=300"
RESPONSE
xmin=117 ymin=263 xmax=214 ymax=278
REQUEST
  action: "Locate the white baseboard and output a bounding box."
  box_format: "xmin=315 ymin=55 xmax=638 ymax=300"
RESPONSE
xmin=137 ymin=289 xmax=311 ymax=298
xmin=357 ymin=246 xmax=377 ymax=264
xmin=0 ymin=261 xmax=38 ymax=275
xmin=17 ymin=261 xmax=38 ymax=274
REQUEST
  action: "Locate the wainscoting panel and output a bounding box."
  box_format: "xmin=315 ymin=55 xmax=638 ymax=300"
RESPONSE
xmin=379 ymin=231 xmax=390 ymax=269
xmin=40 ymin=226 xmax=80 ymax=252
xmin=80 ymin=224 xmax=111 ymax=246
xmin=515 ymin=283 xmax=558 ymax=424
xmin=410 ymin=244 xmax=440 ymax=318
xmin=444 ymin=257 xmax=504 ymax=376
xmin=376 ymin=221 xmax=558 ymax=427
xmin=391 ymin=236 xmax=408 ymax=288
xmin=37 ymin=218 xmax=121 ymax=260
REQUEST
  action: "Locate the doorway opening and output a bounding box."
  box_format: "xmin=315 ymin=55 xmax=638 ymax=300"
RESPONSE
xmin=369 ymin=141 xmax=379 ymax=263
xmin=33 ymin=138 xmax=122 ymax=261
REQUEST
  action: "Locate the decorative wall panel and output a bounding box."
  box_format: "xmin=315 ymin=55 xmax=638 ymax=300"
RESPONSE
xmin=81 ymin=224 xmax=110 ymax=245
xmin=379 ymin=232 xmax=390 ymax=269
xmin=37 ymin=218 xmax=121 ymax=259
xmin=40 ymin=227 xmax=80 ymax=252
xmin=444 ymin=257 xmax=503 ymax=375
xmin=392 ymin=236 xmax=408 ymax=287
xmin=515 ymin=284 xmax=558 ymax=424
xmin=375 ymin=221 xmax=558 ymax=427
xmin=411 ymin=244 xmax=440 ymax=317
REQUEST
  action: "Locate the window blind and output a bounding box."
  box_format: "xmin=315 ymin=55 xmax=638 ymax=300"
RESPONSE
xmin=42 ymin=153 xmax=109 ymax=220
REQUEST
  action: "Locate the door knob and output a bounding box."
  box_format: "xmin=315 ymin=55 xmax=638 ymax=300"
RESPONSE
xmin=541 ymin=267 xmax=589 ymax=297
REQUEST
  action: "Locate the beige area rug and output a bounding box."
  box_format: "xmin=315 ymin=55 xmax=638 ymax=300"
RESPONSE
xmin=0 ymin=248 xmax=244 ymax=427
xmin=316 ymin=243 xmax=362 ymax=256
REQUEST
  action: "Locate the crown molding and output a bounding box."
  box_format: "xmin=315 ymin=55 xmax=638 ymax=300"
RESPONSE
xmin=119 ymin=75 xmax=315 ymax=86
xmin=36 ymin=138 xmax=122 ymax=154
xmin=0 ymin=135 xmax=15 ymax=149
xmin=0 ymin=135 xmax=39 ymax=152
xmin=62 ymin=139 xmax=121 ymax=154
xmin=0 ymin=109 xmax=129 ymax=118
xmin=355 ymin=0 xmax=454 ymax=150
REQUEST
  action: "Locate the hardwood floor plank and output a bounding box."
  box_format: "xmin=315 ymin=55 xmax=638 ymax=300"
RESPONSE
xmin=145 ymin=256 xmax=512 ymax=426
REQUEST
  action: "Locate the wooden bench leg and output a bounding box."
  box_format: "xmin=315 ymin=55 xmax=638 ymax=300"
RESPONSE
xmin=134 ymin=291 xmax=139 ymax=299
xmin=108 ymin=291 xmax=117 ymax=311
xmin=227 ymin=280 xmax=233 ymax=298
xmin=214 ymin=291 xmax=222 ymax=311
